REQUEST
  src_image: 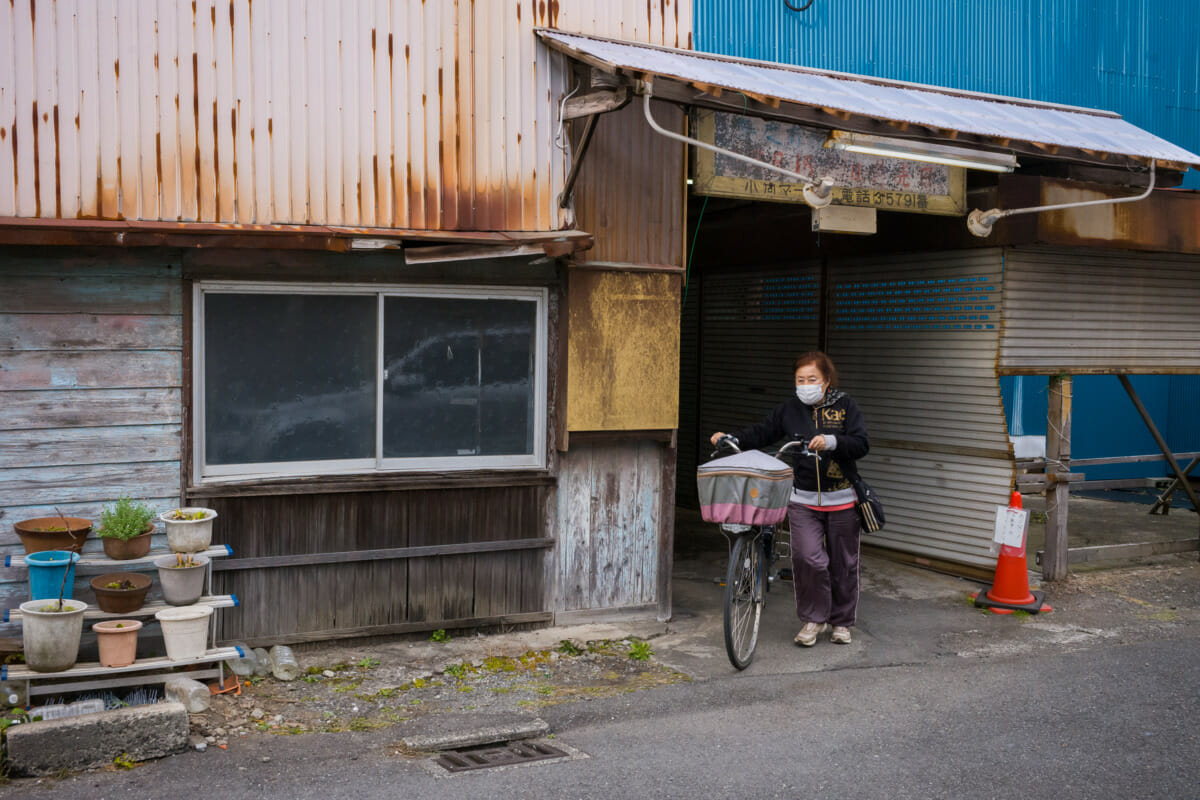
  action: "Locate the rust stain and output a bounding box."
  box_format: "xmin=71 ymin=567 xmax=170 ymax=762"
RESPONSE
xmin=405 ymin=44 xmax=409 ymax=63
xmin=371 ymin=28 xmax=376 ymax=52
xmin=154 ymin=52 xmax=159 ymax=69
xmin=213 ymin=100 xmax=220 ymax=215
xmin=28 ymin=0 xmax=33 ymax=26
xmin=231 ymin=107 xmax=238 ymax=190
xmin=0 ymin=128 xmax=5 ymax=139
xmin=373 ymin=155 xmax=380 ymax=222
xmin=228 ymin=0 xmax=234 ymax=28
xmin=115 ymin=155 xmax=122 ymax=216
xmin=175 ymin=94 xmax=179 ymax=111
xmin=193 ymin=53 xmax=201 ymax=215
xmin=155 ymin=133 xmax=163 ymax=207
xmin=210 ymin=5 xmax=215 ymax=25
xmin=114 ymin=59 xmax=119 ymax=78
xmin=387 ymin=32 xmax=393 ymax=59
xmin=539 ymin=1 xmax=546 ymax=21
xmin=52 ymin=105 xmax=61 ymax=217
xmin=9 ymin=118 xmax=15 ymax=201
xmin=549 ymin=0 xmax=559 ymax=27
xmin=31 ymin=101 xmax=40 ymax=216
xmin=267 ymin=118 xmax=272 ymax=137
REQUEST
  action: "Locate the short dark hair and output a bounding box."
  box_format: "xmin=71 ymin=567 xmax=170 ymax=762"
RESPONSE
xmin=792 ymin=351 xmax=839 ymax=387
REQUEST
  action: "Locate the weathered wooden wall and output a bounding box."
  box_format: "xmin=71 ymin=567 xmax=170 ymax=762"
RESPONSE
xmin=202 ymin=484 xmax=551 ymax=646
xmin=553 ymin=440 xmax=664 ymax=617
xmin=0 ymin=248 xmax=183 ymax=625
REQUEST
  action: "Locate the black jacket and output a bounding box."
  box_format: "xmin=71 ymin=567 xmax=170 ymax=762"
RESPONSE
xmin=731 ymin=389 xmax=869 ymax=494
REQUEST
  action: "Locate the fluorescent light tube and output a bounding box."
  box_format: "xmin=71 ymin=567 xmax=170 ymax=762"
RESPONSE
xmin=827 ymin=132 xmax=1018 ymax=173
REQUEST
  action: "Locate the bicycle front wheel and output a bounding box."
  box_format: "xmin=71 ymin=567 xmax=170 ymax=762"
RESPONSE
xmin=723 ymin=532 xmax=764 ymax=670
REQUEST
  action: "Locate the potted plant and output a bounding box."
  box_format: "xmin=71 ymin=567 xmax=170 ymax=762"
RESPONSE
xmin=97 ymin=497 xmax=157 ymax=560
xmin=18 ymin=598 xmax=87 ymax=672
xmin=160 ymin=507 xmax=218 ymax=554
xmin=154 ymin=553 xmax=209 ymax=606
xmin=154 ymin=605 xmax=213 ymax=661
xmin=13 ymin=516 xmax=91 ymax=555
xmin=92 ymin=619 xmax=143 ymax=667
xmin=89 ymin=572 xmax=152 ymax=614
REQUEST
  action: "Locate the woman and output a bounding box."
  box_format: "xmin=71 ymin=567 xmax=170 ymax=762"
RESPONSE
xmin=710 ymin=351 xmax=869 ymax=647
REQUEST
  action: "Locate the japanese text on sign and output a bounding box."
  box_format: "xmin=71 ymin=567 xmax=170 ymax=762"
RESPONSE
xmin=692 ymin=110 xmax=966 ymax=216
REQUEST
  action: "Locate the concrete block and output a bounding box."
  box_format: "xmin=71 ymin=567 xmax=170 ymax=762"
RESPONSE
xmin=6 ymin=702 xmax=189 ymax=776
xmin=400 ymin=716 xmax=549 ymax=752
xmin=164 ymin=676 xmax=211 ymax=713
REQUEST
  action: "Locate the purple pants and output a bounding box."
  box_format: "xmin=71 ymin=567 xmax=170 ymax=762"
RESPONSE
xmin=787 ymin=503 xmax=861 ymax=627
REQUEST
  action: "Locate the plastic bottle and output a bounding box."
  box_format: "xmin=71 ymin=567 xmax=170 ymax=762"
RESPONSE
xmin=223 ymin=642 xmax=257 ymax=677
xmin=252 ymin=647 xmax=271 ymax=677
xmin=268 ymin=645 xmax=301 ymax=681
xmin=0 ymin=681 xmax=25 ymax=708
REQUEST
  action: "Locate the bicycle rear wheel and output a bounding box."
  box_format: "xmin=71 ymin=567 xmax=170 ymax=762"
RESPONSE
xmin=723 ymin=532 xmax=764 ymax=670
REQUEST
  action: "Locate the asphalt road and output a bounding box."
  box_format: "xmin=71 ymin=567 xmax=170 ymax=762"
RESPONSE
xmin=21 ymin=635 xmax=1199 ymax=800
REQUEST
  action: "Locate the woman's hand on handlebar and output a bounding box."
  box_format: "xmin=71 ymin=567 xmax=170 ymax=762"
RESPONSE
xmin=709 ymin=432 xmax=726 ymax=446
xmin=807 ymin=435 xmax=829 ymax=451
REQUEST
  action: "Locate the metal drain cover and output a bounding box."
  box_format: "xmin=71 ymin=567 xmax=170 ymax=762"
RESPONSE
xmin=436 ymin=740 xmax=569 ymax=773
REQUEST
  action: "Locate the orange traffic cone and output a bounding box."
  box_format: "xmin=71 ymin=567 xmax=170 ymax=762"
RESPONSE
xmin=972 ymin=491 xmax=1052 ymax=615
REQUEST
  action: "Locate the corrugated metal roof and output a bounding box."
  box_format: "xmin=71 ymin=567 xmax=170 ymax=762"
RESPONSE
xmin=0 ymin=0 xmax=692 ymax=230
xmin=538 ymin=30 xmax=1200 ymax=169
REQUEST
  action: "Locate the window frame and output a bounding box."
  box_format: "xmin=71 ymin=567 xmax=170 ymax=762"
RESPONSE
xmin=193 ymin=281 xmax=549 ymax=483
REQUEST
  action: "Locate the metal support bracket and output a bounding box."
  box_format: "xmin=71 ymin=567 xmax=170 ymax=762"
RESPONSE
xmin=1117 ymin=374 xmax=1200 ymax=560
xmin=557 ymin=113 xmax=600 ymax=210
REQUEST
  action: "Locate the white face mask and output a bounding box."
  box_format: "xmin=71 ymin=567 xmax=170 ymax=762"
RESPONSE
xmin=796 ymin=384 xmax=826 ymax=405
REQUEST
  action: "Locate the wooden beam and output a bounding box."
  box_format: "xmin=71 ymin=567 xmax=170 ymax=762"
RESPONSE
xmin=562 ymin=86 xmax=630 ymax=121
xmin=232 ymin=612 xmax=554 ymax=648
xmin=212 ymin=537 xmax=555 ymax=571
xmin=1042 ymin=374 xmax=1072 ymax=581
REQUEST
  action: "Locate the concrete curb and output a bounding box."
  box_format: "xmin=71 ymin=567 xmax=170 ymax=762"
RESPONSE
xmin=400 ymin=718 xmax=550 ymax=752
xmin=6 ymin=701 xmax=189 ymax=776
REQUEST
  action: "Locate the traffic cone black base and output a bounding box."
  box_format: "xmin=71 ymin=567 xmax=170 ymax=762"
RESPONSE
xmin=971 ymin=590 xmax=1051 ymax=614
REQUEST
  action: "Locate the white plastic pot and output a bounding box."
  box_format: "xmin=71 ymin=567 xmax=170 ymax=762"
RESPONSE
xmin=155 ymin=604 xmax=214 ymax=661
xmin=160 ymin=508 xmax=218 ymax=553
xmin=19 ymin=598 xmax=87 ymax=673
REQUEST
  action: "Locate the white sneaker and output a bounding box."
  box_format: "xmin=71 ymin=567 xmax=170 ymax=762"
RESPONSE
xmin=831 ymin=626 xmax=852 ymax=644
xmin=794 ymin=622 xmax=830 ymax=647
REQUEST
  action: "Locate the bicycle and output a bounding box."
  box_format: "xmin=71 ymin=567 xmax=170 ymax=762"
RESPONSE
xmin=704 ymin=435 xmax=813 ymax=670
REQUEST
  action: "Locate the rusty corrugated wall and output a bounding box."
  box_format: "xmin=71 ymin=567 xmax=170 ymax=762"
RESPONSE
xmin=0 ymin=0 xmax=691 ymax=232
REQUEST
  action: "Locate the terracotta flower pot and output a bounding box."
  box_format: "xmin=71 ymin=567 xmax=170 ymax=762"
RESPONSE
xmin=93 ymin=619 xmax=142 ymax=668
xmin=100 ymin=524 xmax=155 ymax=560
xmin=90 ymin=572 xmax=153 ymax=614
xmin=13 ymin=517 xmax=92 ymax=555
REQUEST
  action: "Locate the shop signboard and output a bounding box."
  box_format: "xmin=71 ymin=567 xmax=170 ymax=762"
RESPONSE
xmin=692 ymin=110 xmax=966 ymax=215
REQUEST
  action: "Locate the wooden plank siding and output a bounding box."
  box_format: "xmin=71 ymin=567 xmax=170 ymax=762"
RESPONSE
xmin=553 ymin=440 xmax=663 ymax=613
xmin=0 ymin=248 xmax=183 ymax=629
xmin=200 ymin=486 xmax=549 ymax=645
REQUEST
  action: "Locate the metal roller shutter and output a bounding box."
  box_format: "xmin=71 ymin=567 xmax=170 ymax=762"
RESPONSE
xmin=826 ymin=249 xmax=1014 ymax=568
xmin=697 ymin=265 xmax=823 ymax=454
xmin=1000 ymin=247 xmax=1200 ymax=374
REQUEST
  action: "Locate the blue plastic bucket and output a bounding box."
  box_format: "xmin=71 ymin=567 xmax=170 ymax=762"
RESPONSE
xmin=27 ymin=550 xmax=81 ymax=601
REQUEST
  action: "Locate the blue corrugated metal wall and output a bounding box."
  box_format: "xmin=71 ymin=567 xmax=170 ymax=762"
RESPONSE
xmin=695 ymin=0 xmax=1200 ymax=189
xmin=695 ymin=1 xmax=1200 ymax=487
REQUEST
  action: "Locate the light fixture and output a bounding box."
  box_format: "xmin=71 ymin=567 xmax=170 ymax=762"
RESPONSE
xmin=826 ymin=131 xmax=1018 ymax=173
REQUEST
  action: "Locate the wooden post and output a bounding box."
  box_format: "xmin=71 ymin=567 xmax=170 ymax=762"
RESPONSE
xmin=1043 ymin=374 xmax=1072 ymax=581
xmin=657 ymin=439 xmax=678 ymax=622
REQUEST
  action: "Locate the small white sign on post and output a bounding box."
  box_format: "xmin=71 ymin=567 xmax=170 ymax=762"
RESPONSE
xmin=993 ymin=506 xmax=1029 ymax=549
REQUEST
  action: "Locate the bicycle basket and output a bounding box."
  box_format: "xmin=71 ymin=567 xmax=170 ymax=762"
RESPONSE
xmin=697 ymin=450 xmax=794 ymax=526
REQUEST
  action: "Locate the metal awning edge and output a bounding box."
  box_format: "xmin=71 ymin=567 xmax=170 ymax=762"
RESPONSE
xmin=537 ymin=29 xmax=1200 ymax=170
